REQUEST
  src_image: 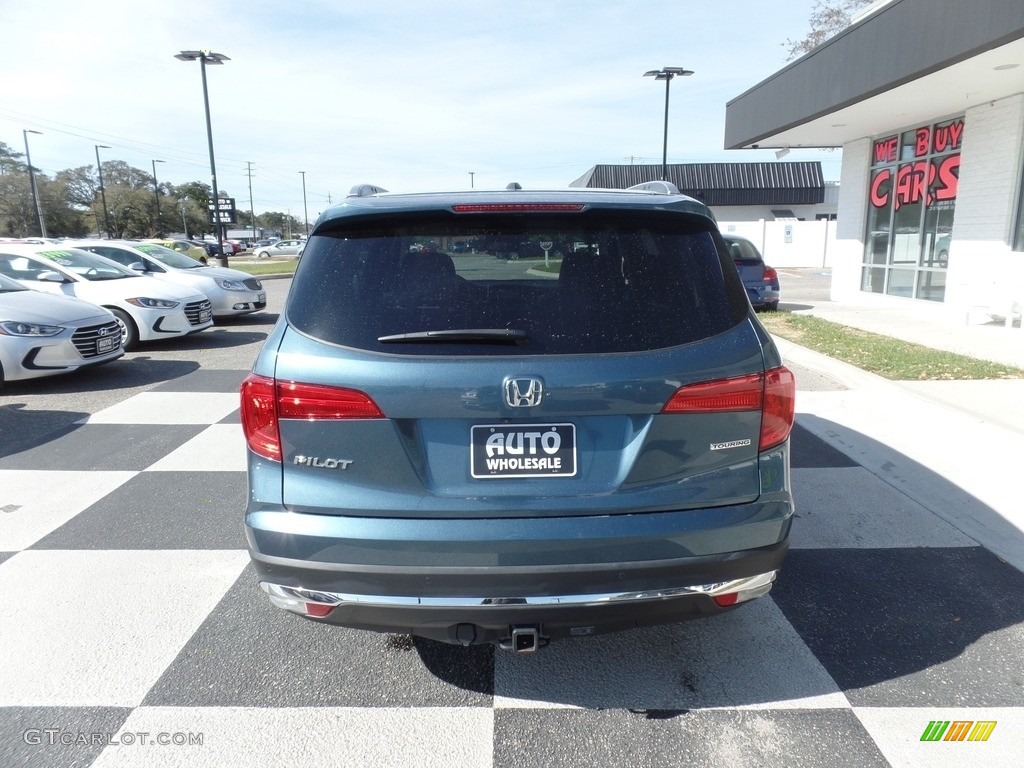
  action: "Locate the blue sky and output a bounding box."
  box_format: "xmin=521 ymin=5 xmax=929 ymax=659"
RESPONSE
xmin=0 ymin=0 xmax=833 ymax=216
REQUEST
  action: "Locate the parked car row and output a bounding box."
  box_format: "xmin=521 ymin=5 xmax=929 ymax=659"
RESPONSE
xmin=0 ymin=239 xmax=265 ymax=387
xmin=66 ymin=241 xmax=266 ymax=321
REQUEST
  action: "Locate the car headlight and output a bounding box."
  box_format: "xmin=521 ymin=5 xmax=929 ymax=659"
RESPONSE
xmin=125 ymin=297 xmax=180 ymax=309
xmin=0 ymin=320 xmax=65 ymax=337
xmin=214 ymin=278 xmax=247 ymax=291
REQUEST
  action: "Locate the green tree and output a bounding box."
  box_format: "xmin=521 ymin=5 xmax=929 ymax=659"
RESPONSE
xmin=0 ymin=171 xmax=36 ymax=237
xmin=56 ymin=166 xmax=98 ymax=208
xmin=0 ymin=141 xmax=35 ymax=236
xmin=784 ymin=0 xmax=874 ymax=60
xmin=174 ymin=181 xmax=213 ymax=204
xmin=100 ymin=159 xmax=153 ymax=190
xmin=257 ymin=211 xmax=303 ymax=238
xmin=41 ymin=174 xmax=90 ymax=237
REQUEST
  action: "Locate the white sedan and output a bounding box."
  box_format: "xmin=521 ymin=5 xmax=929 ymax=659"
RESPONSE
xmin=67 ymin=240 xmax=266 ymax=319
xmin=253 ymin=239 xmax=304 ymax=258
xmin=0 ymin=244 xmax=213 ymax=350
xmin=0 ymin=272 xmax=123 ymax=386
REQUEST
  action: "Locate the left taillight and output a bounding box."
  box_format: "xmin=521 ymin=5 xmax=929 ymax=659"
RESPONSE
xmin=241 ymin=374 xmax=280 ymax=461
xmin=241 ymin=374 xmax=385 ymax=462
xmin=661 ymin=367 xmax=795 ymax=451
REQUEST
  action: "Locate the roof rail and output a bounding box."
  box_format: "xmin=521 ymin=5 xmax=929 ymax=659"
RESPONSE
xmin=506 ymin=182 xmax=523 ymax=190
xmin=348 ymin=184 xmax=389 ymax=197
xmin=627 ymin=181 xmax=680 ymax=195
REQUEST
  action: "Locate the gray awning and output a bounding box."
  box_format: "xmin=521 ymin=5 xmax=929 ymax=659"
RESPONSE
xmin=570 ymin=162 xmax=825 ymax=206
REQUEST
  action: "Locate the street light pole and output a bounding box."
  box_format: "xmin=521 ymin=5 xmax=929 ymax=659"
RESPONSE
xmin=643 ymin=67 xmax=694 ymax=182
xmin=151 ymin=159 xmax=166 ymax=235
xmin=299 ymin=171 xmax=309 ymax=237
xmin=175 ymin=49 xmax=230 ymax=266
xmin=22 ymin=129 xmax=46 ymax=237
xmin=95 ymin=144 xmax=112 ymax=238
xmin=469 ymin=171 xmax=475 ymax=189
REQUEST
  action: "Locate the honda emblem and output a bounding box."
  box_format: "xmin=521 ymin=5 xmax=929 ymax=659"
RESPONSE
xmin=504 ymin=377 xmax=544 ymax=408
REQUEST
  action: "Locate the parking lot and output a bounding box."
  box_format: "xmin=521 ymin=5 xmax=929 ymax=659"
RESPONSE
xmin=1 ymin=274 xmax=1022 ymax=767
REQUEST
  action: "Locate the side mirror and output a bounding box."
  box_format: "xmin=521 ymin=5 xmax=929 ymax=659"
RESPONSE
xmin=37 ymin=271 xmax=70 ymax=283
xmin=128 ymin=262 xmax=147 ymax=272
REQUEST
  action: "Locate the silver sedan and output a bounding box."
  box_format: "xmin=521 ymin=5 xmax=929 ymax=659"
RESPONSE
xmin=253 ymin=239 xmax=304 ymax=258
xmin=0 ymin=272 xmax=123 ymax=386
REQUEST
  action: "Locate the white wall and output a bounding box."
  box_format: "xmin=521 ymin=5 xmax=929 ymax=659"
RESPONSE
xmin=831 ymin=138 xmax=872 ymax=301
xmin=718 ymin=219 xmax=838 ymax=268
xmin=945 ymin=94 xmax=1024 ymax=306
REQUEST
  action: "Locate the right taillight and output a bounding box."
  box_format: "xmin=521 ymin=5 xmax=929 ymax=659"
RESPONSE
xmin=661 ymin=366 xmax=795 ymax=451
xmin=759 ymin=366 xmax=795 ymax=450
xmin=240 ymin=374 xmax=385 ymax=462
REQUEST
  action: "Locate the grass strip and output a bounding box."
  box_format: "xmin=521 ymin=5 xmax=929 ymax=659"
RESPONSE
xmin=758 ymin=311 xmax=1024 ymax=380
xmin=234 ymin=260 xmax=299 ymax=276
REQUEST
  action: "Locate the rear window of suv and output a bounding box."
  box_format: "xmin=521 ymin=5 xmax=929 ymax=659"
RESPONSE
xmin=288 ymin=210 xmax=747 ymax=355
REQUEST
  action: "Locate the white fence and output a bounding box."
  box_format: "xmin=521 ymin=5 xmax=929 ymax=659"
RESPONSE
xmin=718 ymin=219 xmax=838 ymax=269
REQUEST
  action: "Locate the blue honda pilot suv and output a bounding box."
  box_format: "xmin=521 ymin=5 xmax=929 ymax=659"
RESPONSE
xmin=241 ymin=181 xmax=795 ymax=652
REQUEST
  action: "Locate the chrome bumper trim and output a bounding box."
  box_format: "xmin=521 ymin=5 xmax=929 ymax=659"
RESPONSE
xmin=261 ymin=570 xmax=777 ymax=610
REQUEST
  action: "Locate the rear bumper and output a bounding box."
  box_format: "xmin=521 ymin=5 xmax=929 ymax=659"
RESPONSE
xmin=746 ymin=284 xmax=781 ymax=307
xmin=245 ymin=499 xmax=792 ymax=644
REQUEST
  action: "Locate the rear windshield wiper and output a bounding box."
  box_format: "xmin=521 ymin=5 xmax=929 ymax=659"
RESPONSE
xmin=378 ymin=328 xmax=530 ymax=345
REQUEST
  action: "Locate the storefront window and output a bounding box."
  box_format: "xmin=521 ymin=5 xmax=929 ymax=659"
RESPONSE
xmin=862 ymin=117 xmax=963 ymax=301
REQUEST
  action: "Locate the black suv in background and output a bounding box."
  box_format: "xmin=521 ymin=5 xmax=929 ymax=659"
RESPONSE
xmin=241 ymin=181 xmax=795 ymax=651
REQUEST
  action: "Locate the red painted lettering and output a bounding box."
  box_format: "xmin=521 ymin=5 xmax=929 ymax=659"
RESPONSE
xmin=870 ymin=169 xmax=891 ymax=208
xmin=894 ymin=161 xmax=931 ymax=211
xmin=932 ymin=154 xmax=960 ymax=203
xmin=933 ymin=120 xmax=965 ymax=153
xmin=915 ymin=127 xmax=931 ymax=157
xmin=873 ymin=136 xmax=898 ymax=164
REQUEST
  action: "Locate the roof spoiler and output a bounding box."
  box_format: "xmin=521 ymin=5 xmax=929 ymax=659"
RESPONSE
xmin=627 ymin=181 xmax=681 ymax=195
xmin=348 ymin=184 xmax=389 ymax=197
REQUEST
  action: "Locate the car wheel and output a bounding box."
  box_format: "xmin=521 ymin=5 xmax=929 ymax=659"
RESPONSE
xmin=764 ymin=301 xmax=780 ymax=312
xmin=199 ymin=256 xmax=208 ymax=265
xmin=111 ymin=308 xmax=139 ymax=351
xmin=256 ymin=250 xmax=268 ymax=259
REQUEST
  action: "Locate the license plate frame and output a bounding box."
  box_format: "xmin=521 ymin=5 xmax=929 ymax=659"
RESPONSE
xmin=97 ymin=336 xmax=118 ymax=354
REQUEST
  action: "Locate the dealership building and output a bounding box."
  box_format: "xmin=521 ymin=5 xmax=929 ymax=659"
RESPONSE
xmin=725 ymin=0 xmax=1024 ymax=318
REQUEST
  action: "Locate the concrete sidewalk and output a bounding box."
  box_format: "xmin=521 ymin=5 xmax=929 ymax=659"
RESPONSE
xmin=775 ymin=319 xmax=1024 ymax=575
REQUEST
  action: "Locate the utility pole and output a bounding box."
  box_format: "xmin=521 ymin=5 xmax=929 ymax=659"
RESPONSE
xmin=247 ymin=161 xmax=256 ymax=243
xmin=299 ymin=171 xmax=309 ymax=237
